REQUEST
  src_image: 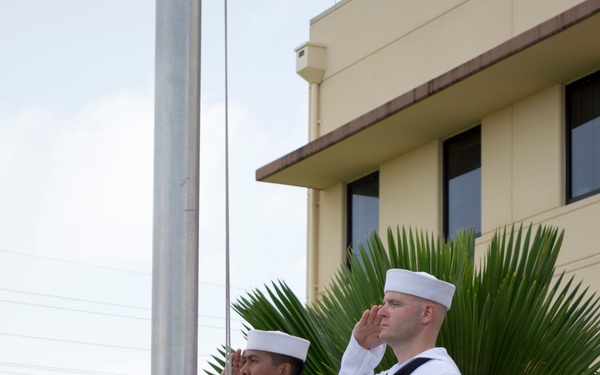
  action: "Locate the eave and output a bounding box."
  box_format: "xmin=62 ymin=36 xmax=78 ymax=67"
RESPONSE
xmin=256 ymin=0 xmax=600 ymax=190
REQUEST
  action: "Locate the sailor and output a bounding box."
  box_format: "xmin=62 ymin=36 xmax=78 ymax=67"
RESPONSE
xmin=339 ymin=269 xmax=461 ymax=375
xmin=225 ymin=329 xmax=310 ymax=375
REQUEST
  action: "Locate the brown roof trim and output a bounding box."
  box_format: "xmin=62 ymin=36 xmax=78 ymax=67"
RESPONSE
xmin=257 ymin=0 xmax=600 ymax=183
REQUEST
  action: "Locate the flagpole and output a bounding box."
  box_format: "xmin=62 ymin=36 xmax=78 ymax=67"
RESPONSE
xmin=151 ymin=0 xmax=201 ymax=374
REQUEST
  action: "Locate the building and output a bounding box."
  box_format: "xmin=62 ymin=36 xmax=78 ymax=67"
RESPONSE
xmin=256 ymin=0 xmax=600 ymax=303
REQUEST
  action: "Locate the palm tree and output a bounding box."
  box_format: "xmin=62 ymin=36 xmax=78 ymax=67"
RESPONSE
xmin=207 ymin=225 xmax=600 ymax=375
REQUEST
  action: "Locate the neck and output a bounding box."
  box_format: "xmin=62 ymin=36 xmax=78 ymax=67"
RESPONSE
xmin=391 ymin=340 xmax=435 ymax=365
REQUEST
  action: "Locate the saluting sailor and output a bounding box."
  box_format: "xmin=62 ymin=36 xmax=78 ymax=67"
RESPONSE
xmin=225 ymin=330 xmax=310 ymax=375
xmin=339 ymin=269 xmax=461 ymax=375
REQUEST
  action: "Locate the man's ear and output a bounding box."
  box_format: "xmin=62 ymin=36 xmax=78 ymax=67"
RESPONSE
xmin=421 ymin=303 xmax=436 ymax=324
xmin=278 ymin=363 xmax=292 ymax=375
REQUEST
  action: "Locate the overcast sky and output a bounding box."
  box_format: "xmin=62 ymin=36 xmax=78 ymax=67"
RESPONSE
xmin=0 ymin=1 xmax=335 ymax=373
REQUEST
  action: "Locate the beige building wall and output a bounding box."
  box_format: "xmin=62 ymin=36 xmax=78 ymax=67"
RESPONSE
xmin=476 ymin=82 xmax=600 ymax=283
xmin=481 ymin=108 xmax=514 ymax=229
xmin=481 ymin=85 xmax=564 ymax=233
xmin=314 ymin=183 xmax=345 ymax=293
xmin=314 ymin=97 xmax=600 ymax=294
xmin=309 ymin=0 xmax=583 ymax=136
xmin=379 ymin=141 xmax=442 ymax=235
xmin=513 ymin=0 xmax=584 ymax=34
xmin=314 ymin=141 xmax=442 ymax=296
xmin=512 ymin=85 xmax=564 ymax=220
xmin=296 ymin=0 xmax=600 ymax=297
xmin=476 ymin=194 xmax=600 ymax=288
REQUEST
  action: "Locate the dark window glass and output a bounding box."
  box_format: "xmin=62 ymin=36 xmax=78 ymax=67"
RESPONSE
xmin=567 ymin=70 xmax=600 ymax=202
xmin=444 ymin=126 xmax=481 ymax=238
xmin=347 ymin=171 xmax=379 ymax=264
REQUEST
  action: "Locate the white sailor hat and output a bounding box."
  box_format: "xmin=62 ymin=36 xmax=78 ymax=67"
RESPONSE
xmin=384 ymin=269 xmax=456 ymax=310
xmin=246 ymin=330 xmax=310 ymax=361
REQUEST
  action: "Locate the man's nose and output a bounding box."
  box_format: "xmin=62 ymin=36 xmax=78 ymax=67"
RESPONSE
xmin=240 ymin=362 xmax=249 ymax=375
xmin=377 ymin=306 xmax=387 ymax=317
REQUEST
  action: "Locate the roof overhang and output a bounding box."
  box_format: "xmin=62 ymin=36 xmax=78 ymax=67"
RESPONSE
xmin=257 ymin=1 xmax=600 ymax=189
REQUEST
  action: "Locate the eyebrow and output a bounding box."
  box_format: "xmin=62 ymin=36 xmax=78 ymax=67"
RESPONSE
xmin=383 ymin=297 xmax=404 ymax=304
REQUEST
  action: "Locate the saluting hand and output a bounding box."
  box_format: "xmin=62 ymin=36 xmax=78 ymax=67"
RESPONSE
xmin=353 ymin=305 xmax=383 ymax=350
xmin=222 ymin=349 xmax=246 ymax=375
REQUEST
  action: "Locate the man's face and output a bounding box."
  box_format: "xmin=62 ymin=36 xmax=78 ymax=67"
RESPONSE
xmin=377 ymin=291 xmax=424 ymax=345
xmin=240 ymin=350 xmax=283 ymax=375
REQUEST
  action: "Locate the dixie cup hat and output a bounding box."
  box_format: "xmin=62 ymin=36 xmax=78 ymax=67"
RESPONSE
xmin=384 ymin=269 xmax=456 ymax=310
xmin=246 ymin=330 xmax=310 ymax=361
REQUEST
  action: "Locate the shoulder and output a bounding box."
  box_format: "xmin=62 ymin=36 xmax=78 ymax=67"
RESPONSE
xmin=415 ymin=360 xmax=460 ymax=374
xmin=413 ymin=348 xmax=461 ymax=375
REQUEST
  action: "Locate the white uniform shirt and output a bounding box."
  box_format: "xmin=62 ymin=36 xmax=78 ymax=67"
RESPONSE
xmin=339 ymin=335 xmax=461 ymax=375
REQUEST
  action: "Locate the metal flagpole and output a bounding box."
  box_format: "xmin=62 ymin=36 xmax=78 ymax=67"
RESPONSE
xmin=223 ymin=0 xmax=232 ymax=372
xmin=151 ymin=0 xmax=201 ymax=374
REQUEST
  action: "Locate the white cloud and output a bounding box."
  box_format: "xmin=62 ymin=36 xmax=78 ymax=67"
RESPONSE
xmin=0 ymin=85 xmax=155 ymax=373
xmin=0 ymin=83 xmax=155 ymax=270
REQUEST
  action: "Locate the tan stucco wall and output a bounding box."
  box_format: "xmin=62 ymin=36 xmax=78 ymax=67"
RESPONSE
xmin=313 ymin=82 xmax=600 ymax=297
xmin=512 ymin=86 xmax=564 ymax=220
xmin=314 ymin=141 xmax=443 ymax=296
xmin=512 ymin=0 xmax=584 ymax=34
xmin=310 ymin=0 xmax=586 ymax=136
xmin=379 ymin=141 xmax=442 ymax=235
xmin=475 ymin=194 xmax=600 ymax=288
xmin=481 ymin=108 xmax=514 ymax=229
xmin=476 ymin=83 xmax=600 ymax=292
xmin=315 ymin=184 xmax=345 ymax=293
xmin=382 ymin=84 xmax=600 ymax=292
xmin=481 ymin=85 xmax=564 ymax=233
xmin=305 ymin=0 xmax=599 ymax=298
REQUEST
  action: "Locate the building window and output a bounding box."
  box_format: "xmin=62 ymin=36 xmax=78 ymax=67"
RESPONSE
xmin=444 ymin=126 xmax=481 ymax=239
xmin=567 ymin=70 xmax=600 ymax=202
xmin=347 ymin=171 xmax=379 ymax=264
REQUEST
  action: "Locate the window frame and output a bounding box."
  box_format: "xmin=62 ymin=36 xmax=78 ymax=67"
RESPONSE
xmin=443 ymin=125 xmax=482 ymax=239
xmin=346 ymin=171 xmax=379 ymax=267
xmin=566 ymin=69 xmax=600 ymax=203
